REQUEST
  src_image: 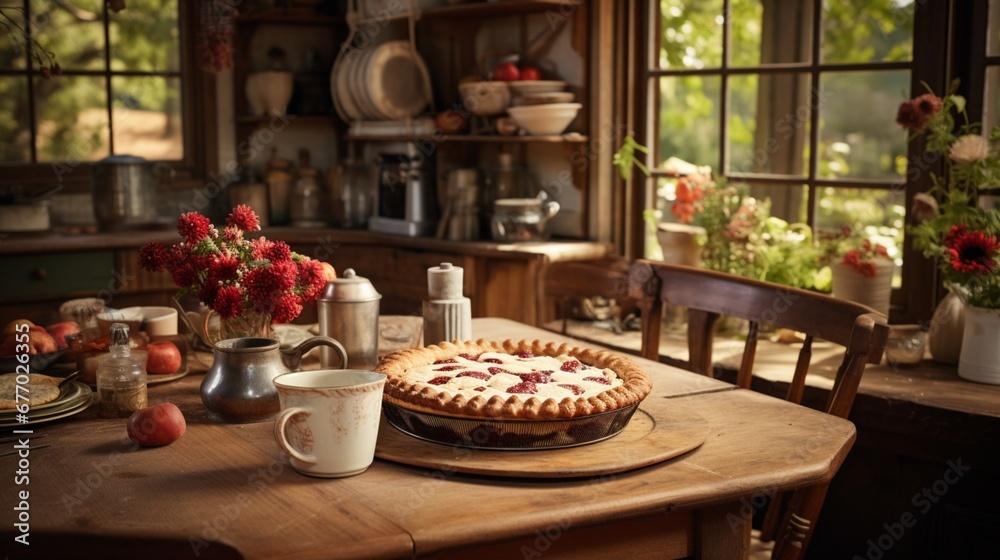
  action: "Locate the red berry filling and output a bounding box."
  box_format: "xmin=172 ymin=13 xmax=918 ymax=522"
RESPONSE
xmin=457 ymin=371 xmax=491 ymax=381
xmin=473 ymin=386 xmax=486 ymax=392
xmin=433 ymin=358 xmax=457 ymax=364
xmin=435 ymin=365 xmax=463 ymax=371
xmin=483 ymin=358 xmax=503 ymax=364
xmin=519 ymin=372 xmax=552 ymax=383
xmin=583 ymin=376 xmax=611 ymax=385
xmin=459 ymin=353 xmax=480 ymax=361
xmin=488 ymin=366 xmax=514 ymax=375
xmin=560 ymin=360 xmax=582 ymax=372
xmin=427 ymin=376 xmax=452 ymax=385
xmin=515 ymin=351 xmax=534 ymax=358
xmin=506 ymin=381 xmax=537 ymax=394
xmin=558 ymin=384 xmax=585 ymax=395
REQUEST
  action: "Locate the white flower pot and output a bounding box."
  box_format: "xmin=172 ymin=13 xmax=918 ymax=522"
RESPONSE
xmin=957 ymin=306 xmax=1000 ymax=385
xmin=830 ymin=259 xmax=894 ymax=318
xmin=246 ymin=71 xmax=294 ymax=116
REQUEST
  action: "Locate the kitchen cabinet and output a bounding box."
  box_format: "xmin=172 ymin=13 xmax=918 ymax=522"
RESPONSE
xmin=0 ymin=229 xmax=610 ymax=328
xmin=231 ymin=5 xmax=348 ymax=173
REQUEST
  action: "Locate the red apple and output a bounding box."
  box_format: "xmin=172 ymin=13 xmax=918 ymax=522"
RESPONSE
xmin=492 ymin=61 xmax=520 ymax=81
xmin=520 ymin=66 xmax=542 ymax=81
xmin=146 ymin=341 xmax=182 ymax=375
xmin=46 ymin=321 xmax=81 ymax=349
xmin=127 ymin=403 xmax=186 ymax=447
xmin=0 ymin=330 xmax=57 ymax=356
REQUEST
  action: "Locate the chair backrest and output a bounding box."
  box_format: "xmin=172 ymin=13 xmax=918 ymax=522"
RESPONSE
xmin=627 ymin=259 xmax=889 ymax=418
xmin=628 ymin=260 xmax=890 ymax=559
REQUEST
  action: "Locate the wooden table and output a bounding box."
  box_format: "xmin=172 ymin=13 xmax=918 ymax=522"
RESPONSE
xmin=1 ymin=318 xmax=856 ymax=559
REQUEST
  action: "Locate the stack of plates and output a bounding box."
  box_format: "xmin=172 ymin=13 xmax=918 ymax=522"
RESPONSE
xmin=332 ymin=40 xmax=432 ymax=122
xmin=0 ymin=381 xmax=93 ymax=428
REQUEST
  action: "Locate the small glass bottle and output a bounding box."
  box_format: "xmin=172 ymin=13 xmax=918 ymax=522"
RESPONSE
xmin=97 ymin=323 xmax=148 ymax=418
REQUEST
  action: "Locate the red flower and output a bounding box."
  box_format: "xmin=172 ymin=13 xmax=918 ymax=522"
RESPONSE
xmin=226 ymin=204 xmax=260 ymax=232
xmin=252 ymin=239 xmax=292 ymax=262
xmin=177 ymin=212 xmax=212 ymax=243
xmin=896 ymin=93 xmax=943 ymax=133
xmin=244 ymin=261 xmax=297 ymax=303
xmin=213 ymin=286 xmax=246 ymax=320
xmin=271 ymin=293 xmax=303 ymax=324
xmin=208 ymin=252 xmax=241 ymax=283
xmin=138 ymin=242 xmax=169 ymax=272
xmin=944 ymin=228 xmax=1000 ymax=275
xmin=168 ymin=245 xmax=199 ymax=287
xmin=297 ymin=260 xmax=328 ymax=304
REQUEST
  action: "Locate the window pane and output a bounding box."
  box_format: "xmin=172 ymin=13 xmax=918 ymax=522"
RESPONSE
xmin=731 ymin=0 xmax=812 ymax=67
xmin=112 ymin=76 xmax=183 ymax=160
xmin=816 ymin=186 xmax=905 ymax=287
xmin=109 ymin=0 xmax=180 ymax=72
xmin=728 ymin=73 xmax=811 ymax=177
xmin=823 ymin=0 xmax=913 ymax=63
xmin=986 ymin=66 xmax=1000 ymax=136
xmin=34 ymin=75 xmax=109 ymax=162
xmin=32 ymin=0 xmax=106 ymax=71
xmin=990 ymin=0 xmax=999 ymax=56
xmin=657 ymin=0 xmax=723 ymax=70
xmin=655 ymin=76 xmax=720 ymax=169
xmin=818 ymin=71 xmax=908 ymax=181
xmin=0 ymin=77 xmax=31 ymax=163
xmin=1 ymin=4 xmax=26 ymax=69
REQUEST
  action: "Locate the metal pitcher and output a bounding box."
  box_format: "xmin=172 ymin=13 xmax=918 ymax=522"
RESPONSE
xmin=318 ymin=268 xmax=382 ymax=370
xmin=90 ymin=155 xmax=170 ymax=230
xmin=201 ymin=336 xmax=348 ymax=423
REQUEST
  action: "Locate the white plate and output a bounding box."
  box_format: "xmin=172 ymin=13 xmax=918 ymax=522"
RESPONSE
xmin=147 ymin=365 xmax=190 ymax=385
xmin=366 ymin=41 xmax=432 ymax=120
xmin=0 ymin=381 xmax=93 ymax=428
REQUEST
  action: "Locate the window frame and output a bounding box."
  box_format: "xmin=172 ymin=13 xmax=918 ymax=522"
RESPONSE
xmin=0 ymin=1 xmax=217 ymax=192
xmin=627 ymin=0 xmax=982 ymax=323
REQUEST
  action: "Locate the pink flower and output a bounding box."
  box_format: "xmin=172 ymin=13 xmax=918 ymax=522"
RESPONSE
xmin=226 ymin=204 xmax=261 ymax=232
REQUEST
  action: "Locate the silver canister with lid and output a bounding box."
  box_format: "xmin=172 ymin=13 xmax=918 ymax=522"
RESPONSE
xmin=317 ymin=268 xmax=382 ymax=369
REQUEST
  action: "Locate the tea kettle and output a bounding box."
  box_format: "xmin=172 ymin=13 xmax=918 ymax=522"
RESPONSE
xmin=91 ymin=155 xmax=170 ymax=230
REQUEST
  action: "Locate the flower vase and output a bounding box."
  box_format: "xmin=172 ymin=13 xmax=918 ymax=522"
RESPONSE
xmin=831 ymin=259 xmax=894 ymax=318
xmin=957 ymin=306 xmax=1000 ymax=385
xmin=927 ymin=290 xmax=966 ymax=365
xmin=218 ymin=313 xmax=272 ymax=343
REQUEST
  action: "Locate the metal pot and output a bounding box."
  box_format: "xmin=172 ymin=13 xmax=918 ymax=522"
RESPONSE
xmin=90 ymin=155 xmax=167 ymax=230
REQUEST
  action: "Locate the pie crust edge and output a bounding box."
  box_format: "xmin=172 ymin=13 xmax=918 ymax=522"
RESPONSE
xmin=375 ymin=339 xmax=653 ymax=420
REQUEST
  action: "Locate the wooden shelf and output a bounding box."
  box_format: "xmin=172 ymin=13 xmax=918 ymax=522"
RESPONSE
xmin=348 ymin=0 xmax=577 ymax=25
xmin=235 ymin=115 xmax=340 ymax=126
xmin=235 ymin=11 xmax=345 ymax=26
xmin=346 ymin=133 xmax=588 ymax=143
xmin=423 ymin=0 xmax=578 ymax=19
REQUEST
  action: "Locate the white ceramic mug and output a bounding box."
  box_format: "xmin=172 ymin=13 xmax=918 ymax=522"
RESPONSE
xmin=135 ymin=306 xmax=179 ymax=336
xmin=273 ymin=370 xmax=386 ymax=478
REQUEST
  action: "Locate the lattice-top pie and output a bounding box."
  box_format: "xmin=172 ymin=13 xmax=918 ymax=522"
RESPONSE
xmin=376 ymin=339 xmax=653 ymax=420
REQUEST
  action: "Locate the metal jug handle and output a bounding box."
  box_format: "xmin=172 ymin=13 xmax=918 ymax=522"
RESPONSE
xmin=540 ymin=200 xmax=560 ymax=222
xmin=281 ymin=336 xmax=348 ymax=371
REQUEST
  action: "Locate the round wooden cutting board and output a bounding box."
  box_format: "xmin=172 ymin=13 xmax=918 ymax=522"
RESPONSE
xmin=374 ymin=396 xmax=710 ymax=478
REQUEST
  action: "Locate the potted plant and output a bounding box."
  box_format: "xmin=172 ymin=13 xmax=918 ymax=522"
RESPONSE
xmin=900 ymin=81 xmax=1000 ymax=383
xmin=824 ymin=226 xmax=895 ymax=318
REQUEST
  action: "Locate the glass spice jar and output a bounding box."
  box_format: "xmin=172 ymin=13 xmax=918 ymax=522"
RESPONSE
xmin=96 ymin=323 xmax=148 ymax=418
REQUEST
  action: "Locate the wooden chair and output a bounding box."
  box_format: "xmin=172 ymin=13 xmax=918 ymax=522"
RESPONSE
xmin=543 ymin=257 xmax=635 ymax=335
xmin=627 ymin=259 xmax=889 ymax=560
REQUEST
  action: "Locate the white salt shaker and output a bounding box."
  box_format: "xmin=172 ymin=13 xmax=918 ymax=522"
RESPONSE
xmin=423 ymin=262 xmax=472 ymax=346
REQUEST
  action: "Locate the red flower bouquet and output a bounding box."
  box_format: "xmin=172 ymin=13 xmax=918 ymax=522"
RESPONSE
xmin=139 ymin=205 xmax=329 ymax=338
xmin=901 ymin=81 xmax=1000 ymax=309
xmin=840 ymin=239 xmax=891 ymax=278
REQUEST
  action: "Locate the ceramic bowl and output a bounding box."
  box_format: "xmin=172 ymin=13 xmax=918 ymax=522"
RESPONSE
xmin=508 ymin=80 xmax=567 ymax=96
xmin=513 ymin=91 xmax=575 ymax=106
xmin=506 ymin=103 xmax=582 ymax=135
xmin=458 ymin=81 xmax=511 ymax=116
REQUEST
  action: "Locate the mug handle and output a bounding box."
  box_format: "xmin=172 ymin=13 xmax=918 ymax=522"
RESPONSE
xmin=281 ymin=336 xmax=348 ymax=370
xmin=274 ymin=407 xmax=316 ymax=464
